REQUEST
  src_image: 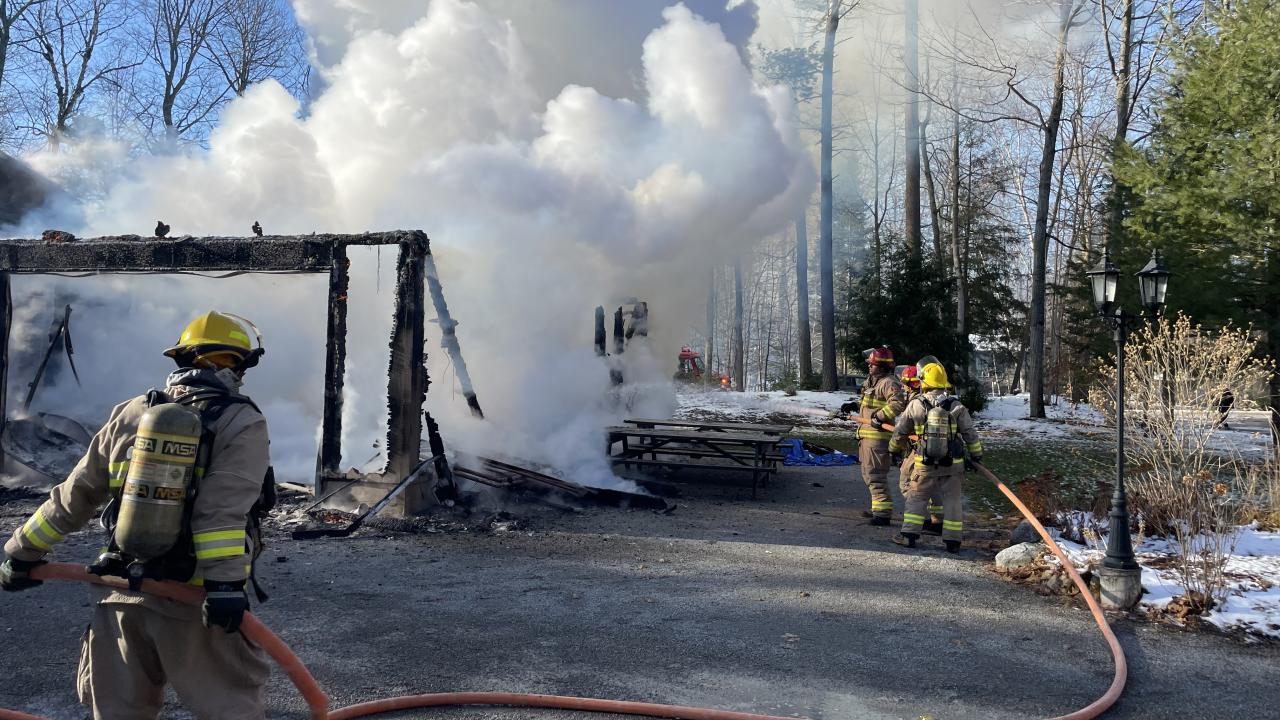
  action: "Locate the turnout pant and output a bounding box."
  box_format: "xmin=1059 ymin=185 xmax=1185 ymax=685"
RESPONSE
xmin=901 ymin=465 xmax=964 ymax=544
xmin=898 ymin=453 xmax=943 ymax=523
xmin=858 ymin=437 xmax=894 ymax=518
xmin=77 ymin=602 xmax=271 ymax=720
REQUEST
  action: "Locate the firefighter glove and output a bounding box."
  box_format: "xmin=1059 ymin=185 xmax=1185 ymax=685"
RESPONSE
xmin=965 ymin=456 xmax=981 ymax=471
xmin=0 ymin=557 xmax=45 ymax=592
xmin=202 ymin=580 xmax=248 ymax=633
xmin=839 ymin=401 xmax=858 ymax=415
xmin=890 ymin=451 xmax=904 ymax=466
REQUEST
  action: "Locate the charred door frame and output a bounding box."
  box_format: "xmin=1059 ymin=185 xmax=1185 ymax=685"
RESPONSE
xmin=0 ymin=230 xmax=434 ymax=514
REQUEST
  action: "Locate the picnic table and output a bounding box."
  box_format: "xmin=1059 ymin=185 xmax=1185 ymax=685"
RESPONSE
xmin=607 ymin=424 xmax=785 ymax=497
xmin=623 ymin=418 xmax=793 ymax=435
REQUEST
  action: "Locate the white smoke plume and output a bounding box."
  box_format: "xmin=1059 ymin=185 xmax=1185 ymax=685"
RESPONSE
xmin=7 ymin=0 xmax=813 ymax=488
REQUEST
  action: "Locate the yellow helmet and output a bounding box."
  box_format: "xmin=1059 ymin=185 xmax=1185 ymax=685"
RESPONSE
xmin=920 ymin=362 xmax=950 ymax=390
xmin=164 ymin=311 xmax=264 ymax=371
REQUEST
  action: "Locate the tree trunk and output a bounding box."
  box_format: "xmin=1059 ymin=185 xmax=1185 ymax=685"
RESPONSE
xmin=705 ymin=268 xmax=716 ymax=385
xmin=903 ymin=0 xmax=922 ymax=264
xmin=818 ymin=2 xmax=840 ymax=391
xmin=950 ymin=88 xmax=966 ymax=339
xmin=733 ymin=258 xmax=745 ymax=392
xmin=795 ymin=214 xmax=812 ymax=384
xmin=1106 ymin=0 xmax=1134 ymax=253
xmin=921 ymin=129 xmax=943 ymax=266
xmin=1028 ymin=1 xmax=1074 ymax=419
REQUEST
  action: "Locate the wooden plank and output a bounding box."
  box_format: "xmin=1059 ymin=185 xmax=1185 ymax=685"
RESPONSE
xmin=0 ymin=231 xmax=427 ymax=273
xmin=317 ymin=244 xmax=348 ymax=477
xmin=625 ymin=418 xmax=792 ymax=434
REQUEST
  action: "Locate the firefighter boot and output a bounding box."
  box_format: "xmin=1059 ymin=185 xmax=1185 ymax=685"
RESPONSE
xmin=945 ymin=540 xmax=961 ymax=553
xmin=892 ymin=532 xmax=918 ymax=548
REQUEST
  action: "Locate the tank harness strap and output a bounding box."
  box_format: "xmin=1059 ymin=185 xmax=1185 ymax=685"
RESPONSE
xmin=182 ymin=394 xmax=272 ymax=604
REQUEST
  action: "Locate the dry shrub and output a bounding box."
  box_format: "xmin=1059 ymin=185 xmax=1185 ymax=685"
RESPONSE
xmin=1241 ymin=461 xmax=1280 ymax=531
xmin=1088 ymin=313 xmax=1275 ymax=604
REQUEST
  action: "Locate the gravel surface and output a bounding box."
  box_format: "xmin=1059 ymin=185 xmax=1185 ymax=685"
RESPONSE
xmin=2 ymin=467 xmax=1277 ymax=720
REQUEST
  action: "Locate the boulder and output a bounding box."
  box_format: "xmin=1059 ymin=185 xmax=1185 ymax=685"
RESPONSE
xmin=1010 ymin=519 xmax=1041 ymax=545
xmin=996 ymin=542 xmax=1047 ymax=571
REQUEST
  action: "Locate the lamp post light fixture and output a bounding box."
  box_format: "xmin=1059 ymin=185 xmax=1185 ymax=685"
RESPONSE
xmin=1085 ymin=249 xmax=1171 ymax=609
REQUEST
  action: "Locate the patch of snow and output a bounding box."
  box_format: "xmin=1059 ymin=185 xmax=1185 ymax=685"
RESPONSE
xmin=675 ymin=388 xmax=854 ymax=428
xmin=976 ymin=394 xmax=1109 ymax=443
xmin=1044 ymin=521 xmax=1280 ymax=639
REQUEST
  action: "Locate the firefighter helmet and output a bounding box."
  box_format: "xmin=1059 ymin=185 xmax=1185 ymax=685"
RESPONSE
xmin=920 ymin=362 xmax=951 ymax=390
xmin=164 ymin=311 xmax=264 ymax=371
xmin=864 ymin=346 xmax=895 ymax=369
xmin=901 ymin=365 xmax=921 ymax=389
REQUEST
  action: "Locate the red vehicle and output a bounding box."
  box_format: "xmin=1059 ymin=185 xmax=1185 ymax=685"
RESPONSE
xmin=675 ymin=346 xmax=731 ymax=388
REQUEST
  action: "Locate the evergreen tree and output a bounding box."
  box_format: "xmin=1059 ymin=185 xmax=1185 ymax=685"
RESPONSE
xmin=1117 ymin=0 xmax=1280 ymax=403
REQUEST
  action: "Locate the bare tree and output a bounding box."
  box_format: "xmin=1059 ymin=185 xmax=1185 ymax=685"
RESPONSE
xmin=23 ymin=0 xmax=135 ymax=148
xmin=733 ymin=257 xmax=745 ymax=391
xmin=795 ymin=214 xmax=813 ymax=384
xmin=0 ymin=0 xmax=43 ymax=92
xmin=1025 ymin=1 xmax=1087 ymax=418
xmin=137 ymin=0 xmax=227 ymax=148
xmin=704 ymin=267 xmax=716 ymax=386
xmin=948 ymin=68 xmax=966 ymax=338
xmin=0 ymin=0 xmax=47 ymax=144
xmin=902 ymin=0 xmax=922 ymax=263
xmin=818 ymin=0 xmax=858 ymax=391
xmin=204 ymin=0 xmax=303 ymax=97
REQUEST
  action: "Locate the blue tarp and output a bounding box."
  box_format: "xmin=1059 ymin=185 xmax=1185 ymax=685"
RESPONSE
xmin=780 ymin=438 xmax=857 ymax=466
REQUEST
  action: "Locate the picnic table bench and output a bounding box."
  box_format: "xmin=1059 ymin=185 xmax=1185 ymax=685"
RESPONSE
xmin=607 ymin=425 xmax=785 ymax=497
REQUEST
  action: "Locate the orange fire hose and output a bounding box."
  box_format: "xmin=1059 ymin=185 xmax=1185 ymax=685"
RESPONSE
xmin=1 ymin=460 xmax=1127 ymax=720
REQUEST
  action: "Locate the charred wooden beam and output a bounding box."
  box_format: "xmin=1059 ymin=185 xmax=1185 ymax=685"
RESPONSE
xmin=0 ymin=272 xmax=9 ymax=472
xmin=317 ymin=245 xmax=349 ymax=477
xmin=384 ymin=236 xmax=431 ymax=514
xmin=0 ymin=231 xmax=421 ymax=273
xmin=594 ymin=306 xmax=607 ymax=357
xmin=613 ymin=306 xmax=625 ymax=355
xmin=423 ymin=250 xmax=483 ymax=419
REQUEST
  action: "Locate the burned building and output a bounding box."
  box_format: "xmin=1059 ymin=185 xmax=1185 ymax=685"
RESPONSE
xmin=0 ymin=230 xmax=450 ymax=516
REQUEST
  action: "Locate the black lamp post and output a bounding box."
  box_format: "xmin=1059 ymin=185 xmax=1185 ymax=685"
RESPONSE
xmin=1085 ymin=249 xmax=1171 ymax=577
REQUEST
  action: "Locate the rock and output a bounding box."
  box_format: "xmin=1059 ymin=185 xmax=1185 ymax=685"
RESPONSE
xmin=996 ymin=542 xmax=1047 ymax=571
xmin=1010 ymin=519 xmax=1040 ymax=546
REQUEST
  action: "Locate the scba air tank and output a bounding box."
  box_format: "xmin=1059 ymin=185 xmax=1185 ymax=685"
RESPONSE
xmin=115 ymin=403 xmax=203 ymax=561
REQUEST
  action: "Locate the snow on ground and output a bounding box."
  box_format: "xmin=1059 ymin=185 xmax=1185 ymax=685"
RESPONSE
xmin=674 ymin=387 xmax=852 ymax=427
xmin=1048 ymin=523 xmax=1280 ymax=640
xmin=978 ymin=394 xmax=1109 ymax=442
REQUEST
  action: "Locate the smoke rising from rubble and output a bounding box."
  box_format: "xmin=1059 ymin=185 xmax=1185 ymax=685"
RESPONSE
xmin=5 ymin=0 xmax=813 ymax=487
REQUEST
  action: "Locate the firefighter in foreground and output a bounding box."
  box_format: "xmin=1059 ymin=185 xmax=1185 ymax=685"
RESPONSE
xmin=888 ymin=361 xmax=982 ymax=552
xmin=0 ymin=311 xmax=274 ymax=720
xmin=857 ymin=346 xmax=906 ymax=524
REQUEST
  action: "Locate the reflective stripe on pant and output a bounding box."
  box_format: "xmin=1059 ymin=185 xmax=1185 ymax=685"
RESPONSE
xmin=859 ymin=437 xmax=894 ymax=517
xmin=900 ymin=467 xmax=964 ymax=543
xmin=77 ymin=602 xmax=270 ymax=720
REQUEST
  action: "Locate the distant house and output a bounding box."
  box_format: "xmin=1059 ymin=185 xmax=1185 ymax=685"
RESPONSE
xmin=968 ymin=335 xmax=1024 ymax=396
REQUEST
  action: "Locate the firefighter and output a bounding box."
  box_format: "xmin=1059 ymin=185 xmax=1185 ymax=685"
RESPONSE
xmin=858 ymin=346 xmax=906 ymax=524
xmin=0 ymin=311 xmax=274 ymax=720
xmin=894 ymin=365 xmax=943 ymax=535
xmin=888 ymin=362 xmax=982 ymax=553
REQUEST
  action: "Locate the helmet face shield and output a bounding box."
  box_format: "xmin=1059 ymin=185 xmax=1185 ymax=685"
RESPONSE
xmin=915 ymin=355 xmax=942 ymax=377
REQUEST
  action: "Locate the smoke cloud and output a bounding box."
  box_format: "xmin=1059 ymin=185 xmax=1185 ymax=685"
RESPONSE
xmin=6 ymin=0 xmax=812 ymax=487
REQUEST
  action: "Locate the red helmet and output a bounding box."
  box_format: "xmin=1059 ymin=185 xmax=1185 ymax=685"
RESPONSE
xmin=866 ymin=346 xmax=894 ymax=368
xmin=901 ymin=365 xmax=921 ymax=389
